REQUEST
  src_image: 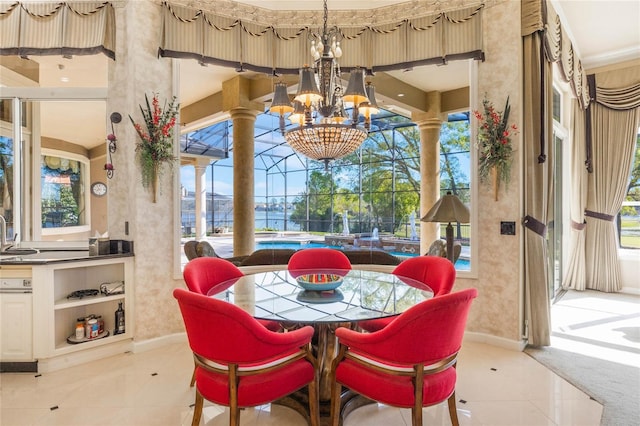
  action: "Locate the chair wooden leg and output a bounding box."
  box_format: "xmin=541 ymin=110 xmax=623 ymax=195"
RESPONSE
xmin=412 ymin=405 xmax=423 ymax=426
xmin=308 ymin=377 xmax=320 ymax=426
xmin=229 ymin=405 xmax=240 ymax=426
xmin=191 ymin=390 xmax=204 ymax=426
xmin=190 ymin=366 xmax=196 ymax=387
xmin=447 ymin=392 xmax=460 ymax=426
xmin=330 ymin=379 xmax=341 ymax=426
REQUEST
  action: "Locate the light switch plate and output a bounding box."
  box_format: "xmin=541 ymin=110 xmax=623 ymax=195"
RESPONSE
xmin=501 ymin=221 xmax=516 ymax=235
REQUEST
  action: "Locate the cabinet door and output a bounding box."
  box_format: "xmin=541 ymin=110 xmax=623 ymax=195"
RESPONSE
xmin=0 ymin=293 xmax=33 ymax=361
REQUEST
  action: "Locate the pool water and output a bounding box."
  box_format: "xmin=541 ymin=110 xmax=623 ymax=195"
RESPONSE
xmin=255 ymin=240 xmax=470 ymax=270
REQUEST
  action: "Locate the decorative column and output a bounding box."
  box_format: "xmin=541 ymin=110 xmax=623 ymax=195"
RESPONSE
xmin=230 ymin=108 xmax=258 ymax=256
xmin=222 ymin=75 xmax=264 ymax=257
xmin=413 ymin=94 xmax=444 ymax=255
xmin=194 ymin=159 xmax=210 ymax=240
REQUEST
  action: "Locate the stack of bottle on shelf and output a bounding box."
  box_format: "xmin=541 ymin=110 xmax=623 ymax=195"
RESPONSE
xmin=74 ymin=314 xmax=105 ymax=340
xmin=70 ymin=302 xmax=125 ymax=343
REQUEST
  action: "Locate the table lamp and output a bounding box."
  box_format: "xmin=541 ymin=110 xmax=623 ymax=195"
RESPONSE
xmin=421 ymin=191 xmax=470 ymax=263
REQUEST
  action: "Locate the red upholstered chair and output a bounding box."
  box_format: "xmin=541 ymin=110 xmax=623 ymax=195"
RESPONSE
xmin=287 ymin=248 xmax=352 ymax=273
xmin=183 ymin=257 xmax=243 ymax=295
xmin=330 ymin=288 xmax=477 ymax=426
xmin=359 ymin=255 xmax=456 ymax=332
xmin=174 ymin=288 xmax=319 ymax=426
xmin=183 ymin=257 xmax=281 ymax=386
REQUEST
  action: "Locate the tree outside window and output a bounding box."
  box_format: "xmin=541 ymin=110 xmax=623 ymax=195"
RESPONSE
xmin=41 ymin=155 xmax=86 ymax=228
xmin=619 ymin=132 xmax=640 ymax=248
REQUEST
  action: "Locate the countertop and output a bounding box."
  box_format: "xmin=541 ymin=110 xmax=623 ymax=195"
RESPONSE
xmin=0 ymin=250 xmax=134 ymax=265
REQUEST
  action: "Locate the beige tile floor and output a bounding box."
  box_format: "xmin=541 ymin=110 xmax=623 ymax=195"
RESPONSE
xmin=1 ymin=335 xmax=603 ymax=426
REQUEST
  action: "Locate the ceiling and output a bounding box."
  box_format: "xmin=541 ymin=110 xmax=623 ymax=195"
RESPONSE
xmin=23 ymin=0 xmax=640 ymax=150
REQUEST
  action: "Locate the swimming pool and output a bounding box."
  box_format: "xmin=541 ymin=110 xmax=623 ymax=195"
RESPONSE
xmin=255 ymin=240 xmax=470 ymax=270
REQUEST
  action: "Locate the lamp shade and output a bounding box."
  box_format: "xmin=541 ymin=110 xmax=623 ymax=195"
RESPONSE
xmin=343 ymin=68 xmax=368 ymax=105
xmin=421 ymin=192 xmax=470 ymax=224
xmin=359 ymin=82 xmax=380 ymax=116
xmin=294 ymin=66 xmax=322 ymax=106
xmin=288 ymin=101 xmax=306 ymax=126
xmin=269 ymin=82 xmax=293 ymax=115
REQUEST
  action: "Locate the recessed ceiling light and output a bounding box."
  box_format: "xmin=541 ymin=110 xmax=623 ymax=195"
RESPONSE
xmin=60 ymin=77 xmax=70 ymax=83
xmin=398 ymin=93 xmax=404 ymax=97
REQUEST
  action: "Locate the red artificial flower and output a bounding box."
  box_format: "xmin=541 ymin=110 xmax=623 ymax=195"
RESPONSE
xmin=104 ymin=163 xmax=114 ymax=170
xmin=107 ymin=133 xmax=117 ymax=142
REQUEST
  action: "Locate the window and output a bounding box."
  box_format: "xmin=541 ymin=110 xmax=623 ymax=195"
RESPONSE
xmin=41 ymin=153 xmax=88 ymax=230
xmin=0 ymin=134 xmax=14 ymax=240
xmin=619 ymin=130 xmax=640 ymax=249
xmin=552 ymin=87 xmax=561 ymax=122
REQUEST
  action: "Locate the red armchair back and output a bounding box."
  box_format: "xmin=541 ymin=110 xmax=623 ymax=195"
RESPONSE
xmin=182 ymin=256 xmax=280 ymax=388
xmin=183 ymin=257 xmax=242 ymax=295
xmin=392 ymin=255 xmax=456 ymax=295
xmin=330 ymin=288 xmax=477 ymax=426
xmin=359 ymin=255 xmax=457 ymax=333
xmin=173 ymin=288 xmax=319 ymax=426
xmin=287 ymin=248 xmax=352 ymax=272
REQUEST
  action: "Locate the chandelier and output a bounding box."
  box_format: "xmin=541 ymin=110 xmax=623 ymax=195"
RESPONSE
xmin=269 ymin=0 xmax=379 ymax=168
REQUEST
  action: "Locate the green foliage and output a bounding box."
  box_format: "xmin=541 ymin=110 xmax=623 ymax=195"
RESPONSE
xmin=129 ymin=94 xmax=180 ymax=189
xmin=474 ymin=97 xmax=518 ymax=186
xmin=622 ymin=135 xmax=640 ymax=216
xmin=287 ymin=117 xmax=470 ymax=234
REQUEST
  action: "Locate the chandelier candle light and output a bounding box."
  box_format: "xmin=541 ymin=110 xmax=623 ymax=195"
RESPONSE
xmin=270 ymin=0 xmax=379 ymax=169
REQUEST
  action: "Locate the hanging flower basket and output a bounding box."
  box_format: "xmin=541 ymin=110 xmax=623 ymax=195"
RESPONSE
xmin=474 ymin=96 xmax=518 ymax=201
xmin=129 ymin=94 xmax=179 ymax=203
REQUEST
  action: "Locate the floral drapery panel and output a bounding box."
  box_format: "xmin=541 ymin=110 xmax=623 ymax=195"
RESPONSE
xmin=0 ymin=2 xmax=115 ymax=59
xmin=159 ymin=2 xmax=484 ymax=74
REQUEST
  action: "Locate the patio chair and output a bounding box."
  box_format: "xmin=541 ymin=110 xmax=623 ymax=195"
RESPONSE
xmin=343 ymin=249 xmax=401 ymax=265
xmin=239 ymin=248 xmax=296 ymax=266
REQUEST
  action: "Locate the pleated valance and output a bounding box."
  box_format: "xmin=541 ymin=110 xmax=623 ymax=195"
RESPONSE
xmin=592 ymin=66 xmax=640 ymax=110
xmin=521 ymin=0 xmax=590 ymax=109
xmin=0 ymin=1 xmax=115 ymax=59
xmin=159 ymin=1 xmax=485 ymax=74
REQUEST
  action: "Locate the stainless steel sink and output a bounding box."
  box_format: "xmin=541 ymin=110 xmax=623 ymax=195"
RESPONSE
xmin=1 ymin=248 xmax=39 ymax=256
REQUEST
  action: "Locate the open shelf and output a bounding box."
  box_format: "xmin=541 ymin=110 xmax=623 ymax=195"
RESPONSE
xmin=55 ymin=293 xmax=125 ymax=310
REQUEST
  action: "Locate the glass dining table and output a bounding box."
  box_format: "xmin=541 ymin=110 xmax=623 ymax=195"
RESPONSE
xmin=208 ymin=268 xmax=433 ymax=424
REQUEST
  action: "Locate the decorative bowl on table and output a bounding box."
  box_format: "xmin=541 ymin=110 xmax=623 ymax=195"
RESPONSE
xmin=295 ymin=274 xmax=344 ymax=291
xmin=297 ymin=289 xmax=344 ymax=304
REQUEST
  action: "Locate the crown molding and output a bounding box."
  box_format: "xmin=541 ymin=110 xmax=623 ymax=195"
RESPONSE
xmin=161 ymin=0 xmax=484 ymax=26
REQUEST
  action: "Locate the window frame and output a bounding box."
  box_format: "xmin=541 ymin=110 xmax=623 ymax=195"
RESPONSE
xmin=39 ymin=148 xmax=91 ymax=236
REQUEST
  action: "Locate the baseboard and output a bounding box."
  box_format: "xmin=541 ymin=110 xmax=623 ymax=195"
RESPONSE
xmin=0 ymin=361 xmax=38 ymax=373
xmin=620 ymin=286 xmax=640 ymax=295
xmin=132 ymin=332 xmax=187 ymax=354
xmin=464 ymin=331 xmax=526 ymax=351
xmin=37 ymin=340 xmax=133 ymax=373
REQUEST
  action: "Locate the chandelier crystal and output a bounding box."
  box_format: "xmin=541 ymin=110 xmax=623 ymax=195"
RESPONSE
xmin=269 ymin=0 xmax=378 ymax=168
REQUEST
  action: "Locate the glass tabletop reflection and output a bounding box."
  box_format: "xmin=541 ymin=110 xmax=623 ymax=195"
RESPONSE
xmin=208 ymin=269 xmax=433 ymax=324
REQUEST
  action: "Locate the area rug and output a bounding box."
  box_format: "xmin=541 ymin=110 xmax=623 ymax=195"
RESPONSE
xmin=525 ymin=346 xmax=640 ymax=426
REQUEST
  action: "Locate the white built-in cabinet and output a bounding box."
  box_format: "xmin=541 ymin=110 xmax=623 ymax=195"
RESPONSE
xmin=0 ymin=269 xmax=33 ymax=362
xmin=32 ymin=256 xmax=134 ymax=372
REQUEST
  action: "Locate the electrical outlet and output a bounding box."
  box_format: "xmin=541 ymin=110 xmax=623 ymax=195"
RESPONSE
xmin=500 ymin=221 xmax=516 ymax=235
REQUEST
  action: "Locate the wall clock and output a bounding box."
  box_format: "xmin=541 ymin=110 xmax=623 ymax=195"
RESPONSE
xmin=91 ymin=181 xmax=107 ymax=197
